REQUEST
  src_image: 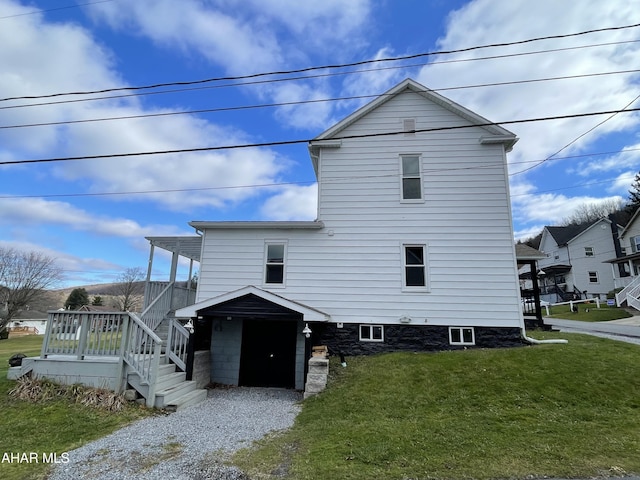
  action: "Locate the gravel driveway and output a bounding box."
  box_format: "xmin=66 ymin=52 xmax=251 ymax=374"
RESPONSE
xmin=47 ymin=387 xmax=302 ymax=480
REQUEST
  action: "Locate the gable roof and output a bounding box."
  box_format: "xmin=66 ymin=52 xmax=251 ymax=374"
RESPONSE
xmin=308 ymin=78 xmax=518 ymax=170
xmin=175 ymin=285 xmax=330 ymax=322
xmin=545 ymin=218 xmax=613 ymax=246
xmin=619 ymin=207 xmax=640 ymax=238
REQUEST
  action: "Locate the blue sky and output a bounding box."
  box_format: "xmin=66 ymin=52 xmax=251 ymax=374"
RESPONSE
xmin=1 ymin=0 xmax=640 ymax=287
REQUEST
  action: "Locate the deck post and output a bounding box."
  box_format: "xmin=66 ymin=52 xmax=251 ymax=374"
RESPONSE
xmin=145 ymin=341 xmax=163 ymax=408
xmin=116 ymin=313 xmax=131 ymax=393
xmin=41 ymin=312 xmax=54 ymax=359
xmin=144 ymin=244 xmax=155 ymax=310
xmin=76 ymin=313 xmax=90 ymax=360
xmin=169 ymin=243 xmax=179 ymax=311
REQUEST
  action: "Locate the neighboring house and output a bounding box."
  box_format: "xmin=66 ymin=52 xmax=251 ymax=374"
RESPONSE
xmin=10 ymin=78 xmax=529 ymax=407
xmin=7 ymin=310 xmax=48 ymax=336
xmin=516 ymin=243 xmax=548 ymax=329
xmin=537 ymin=218 xmax=623 ymax=303
xmin=606 ymin=207 xmax=640 ymax=308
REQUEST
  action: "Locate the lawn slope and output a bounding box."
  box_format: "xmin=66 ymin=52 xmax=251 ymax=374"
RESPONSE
xmin=235 ymin=332 xmax=640 ymax=479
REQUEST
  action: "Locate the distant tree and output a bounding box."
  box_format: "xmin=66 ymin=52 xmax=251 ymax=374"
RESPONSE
xmin=113 ymin=267 xmax=145 ymax=312
xmin=0 ymin=248 xmax=62 ymax=334
xmin=65 ymin=288 xmax=89 ymax=310
xmin=628 ymin=171 xmax=640 ymax=212
xmin=91 ymin=295 xmax=103 ymax=306
xmin=561 ymin=199 xmax=625 ymax=226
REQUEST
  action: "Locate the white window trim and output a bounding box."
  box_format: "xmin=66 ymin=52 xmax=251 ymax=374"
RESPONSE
xmin=359 ymin=324 xmax=384 ymax=342
xmin=263 ymin=240 xmax=288 ymax=288
xmin=399 ymin=154 xmax=424 ymax=203
xmin=401 ymin=242 xmax=430 ymax=292
xmin=584 ymin=246 xmax=594 ymax=257
xmin=588 ymin=271 xmax=599 ymax=284
xmin=449 ymin=327 xmax=475 ymax=346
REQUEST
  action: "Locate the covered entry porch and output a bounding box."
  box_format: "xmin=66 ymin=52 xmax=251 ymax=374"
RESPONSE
xmin=176 ymin=286 xmax=330 ymax=390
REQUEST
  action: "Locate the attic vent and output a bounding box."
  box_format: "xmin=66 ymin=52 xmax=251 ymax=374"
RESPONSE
xmin=403 ymin=118 xmax=416 ymax=136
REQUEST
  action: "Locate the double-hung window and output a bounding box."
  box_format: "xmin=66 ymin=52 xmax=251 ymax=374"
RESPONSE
xmin=588 ymin=271 xmax=599 ymax=283
xmin=584 ymin=246 xmax=594 ymax=257
xmin=403 ymin=244 xmax=428 ymax=290
xmin=400 ymin=155 xmax=423 ymax=201
xmin=264 ymin=242 xmax=286 ymax=285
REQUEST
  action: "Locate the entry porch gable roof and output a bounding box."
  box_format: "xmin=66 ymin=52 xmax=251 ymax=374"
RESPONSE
xmin=175 ymin=285 xmax=330 ymax=322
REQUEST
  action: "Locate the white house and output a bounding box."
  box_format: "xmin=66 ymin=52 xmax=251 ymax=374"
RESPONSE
xmin=174 ymin=78 xmax=524 ymax=390
xmin=605 ymin=207 xmax=640 ymax=308
xmin=537 ymin=218 xmax=623 ymax=303
xmin=11 ymin=79 xmax=529 ymax=407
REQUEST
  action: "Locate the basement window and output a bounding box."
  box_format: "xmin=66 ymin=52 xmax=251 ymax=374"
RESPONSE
xmin=449 ymin=327 xmax=475 ymax=346
xmin=360 ymin=325 xmax=384 ymax=342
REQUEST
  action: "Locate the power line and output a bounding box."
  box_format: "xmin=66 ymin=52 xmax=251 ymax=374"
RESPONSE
xmin=2 ymin=105 xmax=640 ymax=167
xmin=511 ymin=92 xmax=640 ymax=176
xmin=2 ymin=21 xmax=639 ymax=103
xmin=0 ymin=0 xmax=115 ymax=20
xmin=3 ymin=39 xmax=637 ymax=112
xmin=4 ymin=68 xmax=640 ymax=130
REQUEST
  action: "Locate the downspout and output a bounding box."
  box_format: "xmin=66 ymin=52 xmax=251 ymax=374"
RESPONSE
xmin=521 ymin=328 xmax=568 ymax=345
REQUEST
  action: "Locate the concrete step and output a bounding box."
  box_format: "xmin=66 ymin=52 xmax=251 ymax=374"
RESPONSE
xmin=154 ymin=380 xmax=196 ymax=408
xmin=155 ymin=371 xmax=186 ymax=391
xmin=165 ymin=389 xmax=208 ymax=412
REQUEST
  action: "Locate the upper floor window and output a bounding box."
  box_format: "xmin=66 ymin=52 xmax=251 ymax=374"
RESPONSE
xmin=632 ymin=236 xmax=640 ymax=253
xmin=403 ymin=244 xmax=428 ymax=290
xmin=400 ymin=155 xmax=423 ymax=201
xmin=588 ymin=271 xmax=599 ymax=283
xmin=584 ymin=246 xmax=594 ymax=257
xmin=264 ymin=242 xmax=286 ymax=285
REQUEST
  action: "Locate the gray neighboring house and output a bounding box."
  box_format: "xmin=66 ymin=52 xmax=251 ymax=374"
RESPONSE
xmin=537 ymin=218 xmax=623 ymax=303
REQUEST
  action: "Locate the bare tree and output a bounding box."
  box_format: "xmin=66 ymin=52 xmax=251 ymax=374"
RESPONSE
xmin=0 ymin=248 xmax=62 ymax=333
xmin=113 ymin=267 xmax=145 ymax=312
xmin=561 ymin=199 xmax=625 ymax=226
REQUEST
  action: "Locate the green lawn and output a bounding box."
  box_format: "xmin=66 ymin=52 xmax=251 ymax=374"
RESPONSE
xmin=545 ymin=303 xmax=632 ymax=321
xmin=233 ymin=332 xmax=640 ymax=479
xmin=0 ymin=336 xmax=152 ymax=480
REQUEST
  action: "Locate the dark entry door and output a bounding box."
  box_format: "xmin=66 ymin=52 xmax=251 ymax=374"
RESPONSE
xmin=239 ymin=319 xmax=297 ymax=388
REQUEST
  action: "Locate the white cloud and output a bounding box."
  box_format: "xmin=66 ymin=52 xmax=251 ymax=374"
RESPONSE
xmin=260 ymin=184 xmax=318 ymax=220
xmin=85 ymin=0 xmax=374 ymax=132
xmin=0 ymin=197 xmax=184 ymax=238
xmin=416 ymin=0 xmax=640 ymax=169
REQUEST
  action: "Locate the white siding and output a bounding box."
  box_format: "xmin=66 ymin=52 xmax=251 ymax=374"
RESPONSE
xmin=197 ymin=91 xmax=523 ymax=329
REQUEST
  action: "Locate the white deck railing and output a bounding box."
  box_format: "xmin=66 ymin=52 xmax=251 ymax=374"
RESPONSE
xmin=166 ymin=318 xmax=190 ymax=372
xmin=42 ymin=312 xmax=129 ymax=359
xmin=615 ymin=275 xmax=640 ymax=307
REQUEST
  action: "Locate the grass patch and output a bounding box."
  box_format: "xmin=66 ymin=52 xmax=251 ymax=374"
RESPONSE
xmin=0 ymin=336 xmax=153 ymax=480
xmin=546 ymin=303 xmax=632 ymax=321
xmin=233 ymin=332 xmax=640 ymax=479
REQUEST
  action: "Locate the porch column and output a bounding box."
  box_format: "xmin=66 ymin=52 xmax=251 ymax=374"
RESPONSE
xmin=144 ymin=244 xmax=155 ymax=310
xmin=169 ymin=241 xmax=179 ymax=311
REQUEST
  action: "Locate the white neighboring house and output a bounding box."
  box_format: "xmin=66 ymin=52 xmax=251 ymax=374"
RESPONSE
xmin=537 ymin=218 xmax=623 ymax=303
xmin=174 ymin=78 xmax=525 ymax=390
xmin=606 ymin=208 xmax=640 ymax=308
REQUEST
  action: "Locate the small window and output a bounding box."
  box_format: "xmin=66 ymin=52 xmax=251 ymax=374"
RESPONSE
xmin=360 ymin=325 xmax=384 ymax=342
xmin=632 ymin=236 xmax=640 ymax=253
xmin=585 ymin=247 xmax=594 ymax=257
xmin=553 ymin=250 xmax=559 ymax=260
xmin=403 ymin=244 xmax=427 ymax=288
xmin=265 ymin=243 xmax=286 ymax=284
xmin=449 ymin=327 xmax=475 ymax=345
xmin=401 ymin=155 xmax=422 ymax=201
xmin=588 ymin=271 xmax=599 ymax=283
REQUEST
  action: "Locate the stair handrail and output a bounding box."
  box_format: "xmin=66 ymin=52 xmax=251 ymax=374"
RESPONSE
xmin=122 ymin=312 xmax=164 ymax=407
xmin=616 ymin=275 xmax=640 ymax=306
xmin=139 ymin=281 xmax=174 ymax=331
xmin=166 ymin=318 xmax=190 ymax=372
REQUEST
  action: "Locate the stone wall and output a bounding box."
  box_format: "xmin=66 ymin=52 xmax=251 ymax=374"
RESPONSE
xmin=313 ymin=324 xmax=523 ymax=357
xmin=192 ymin=350 xmax=211 ymax=389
